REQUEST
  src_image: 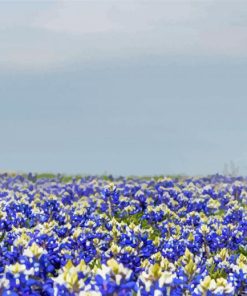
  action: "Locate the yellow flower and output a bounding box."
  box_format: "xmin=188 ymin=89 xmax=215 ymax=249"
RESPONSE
xmin=152 ymin=252 xmax=162 ymax=262
xmin=153 ymin=237 xmax=160 ymax=247
xmin=110 ymin=242 xmax=120 ymax=254
xmin=207 ymin=198 xmax=221 ymax=209
xmin=54 ymin=259 xmax=84 ymax=290
xmin=218 ymin=248 xmax=229 ymax=261
xmin=200 ymin=275 xmax=216 ymax=291
xmin=107 ymin=258 xmax=119 ymax=274
xmin=8 ymin=263 xmax=26 ymax=274
xmin=184 ymin=248 xmax=194 ymax=261
xmin=63 ymin=270 xmax=78 ymax=288
xmin=238 ymin=261 xmax=247 ymax=273
xmin=188 ymin=232 xmax=194 ymax=241
xmin=216 ymin=226 xmax=222 ymax=235
xmin=200 ymin=224 xmax=210 ymax=235
xmin=124 ymin=246 xmax=135 ymax=254
xmin=184 ymin=259 xmax=196 ymax=276
xmin=149 ymin=263 xmax=161 ymax=280
xmin=14 ymin=232 xmax=30 ymax=247
xmin=237 ymin=254 xmax=247 ymax=265
xmin=48 ymin=194 xmax=57 ymax=200
xmin=160 ymin=258 xmax=171 ymax=270
xmin=64 ymin=260 xmax=74 ymax=272
xmin=141 ymin=259 xmax=149 ymax=268
xmin=0 ymin=209 xmax=6 ymax=219
xmin=72 ymin=227 xmax=82 ymax=239
xmin=23 ymin=242 xmax=45 ymax=258
xmin=135 ymin=190 xmax=144 ymax=197
xmin=76 ymin=260 xmax=87 ymax=273
xmin=159 ymin=271 xmax=175 ymax=286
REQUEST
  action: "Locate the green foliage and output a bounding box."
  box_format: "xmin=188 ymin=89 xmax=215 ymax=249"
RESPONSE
xmin=149 ymin=227 xmax=161 ymax=241
xmin=89 ymin=258 xmax=102 ymax=269
xmin=238 ymin=245 xmax=247 ymax=257
xmin=29 ymin=173 xmax=185 ymax=183
xmin=212 ymin=209 xmax=225 ymax=217
xmin=25 ymin=219 xmax=32 ymax=229
xmin=113 ymin=212 xmax=161 ymax=240
xmin=0 ymin=231 xmax=5 ymax=242
xmin=36 ymin=173 xmax=57 ymax=179
xmin=60 ymin=175 xmax=74 ymax=183
xmin=114 ymin=212 xmax=142 ymax=224
xmin=207 ymin=263 xmax=227 ymax=279
xmin=114 ymin=212 xmax=151 ymax=229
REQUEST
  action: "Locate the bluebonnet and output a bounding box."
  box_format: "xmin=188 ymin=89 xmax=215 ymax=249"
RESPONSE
xmin=0 ymin=174 xmax=245 ymax=295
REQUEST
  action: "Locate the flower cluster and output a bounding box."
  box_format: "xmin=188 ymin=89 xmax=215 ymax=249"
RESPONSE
xmin=0 ymin=173 xmax=246 ymax=295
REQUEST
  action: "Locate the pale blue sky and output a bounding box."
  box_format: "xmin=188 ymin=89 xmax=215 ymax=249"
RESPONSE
xmin=0 ymin=1 xmax=247 ymax=176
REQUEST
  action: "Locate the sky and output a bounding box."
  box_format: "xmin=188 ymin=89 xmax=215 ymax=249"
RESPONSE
xmin=0 ymin=0 xmax=247 ymax=176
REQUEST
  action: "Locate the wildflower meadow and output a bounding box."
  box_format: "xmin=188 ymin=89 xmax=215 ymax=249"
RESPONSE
xmin=0 ymin=173 xmax=246 ymax=295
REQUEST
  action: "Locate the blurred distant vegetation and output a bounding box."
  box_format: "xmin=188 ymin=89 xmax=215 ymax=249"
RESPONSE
xmin=23 ymin=173 xmax=185 ymax=183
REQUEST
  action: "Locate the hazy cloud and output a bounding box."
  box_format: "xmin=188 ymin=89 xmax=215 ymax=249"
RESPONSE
xmin=0 ymin=1 xmax=247 ymax=70
xmin=0 ymin=1 xmax=247 ymax=175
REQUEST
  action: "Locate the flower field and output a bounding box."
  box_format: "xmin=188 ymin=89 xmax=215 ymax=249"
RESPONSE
xmin=0 ymin=174 xmax=247 ymax=296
